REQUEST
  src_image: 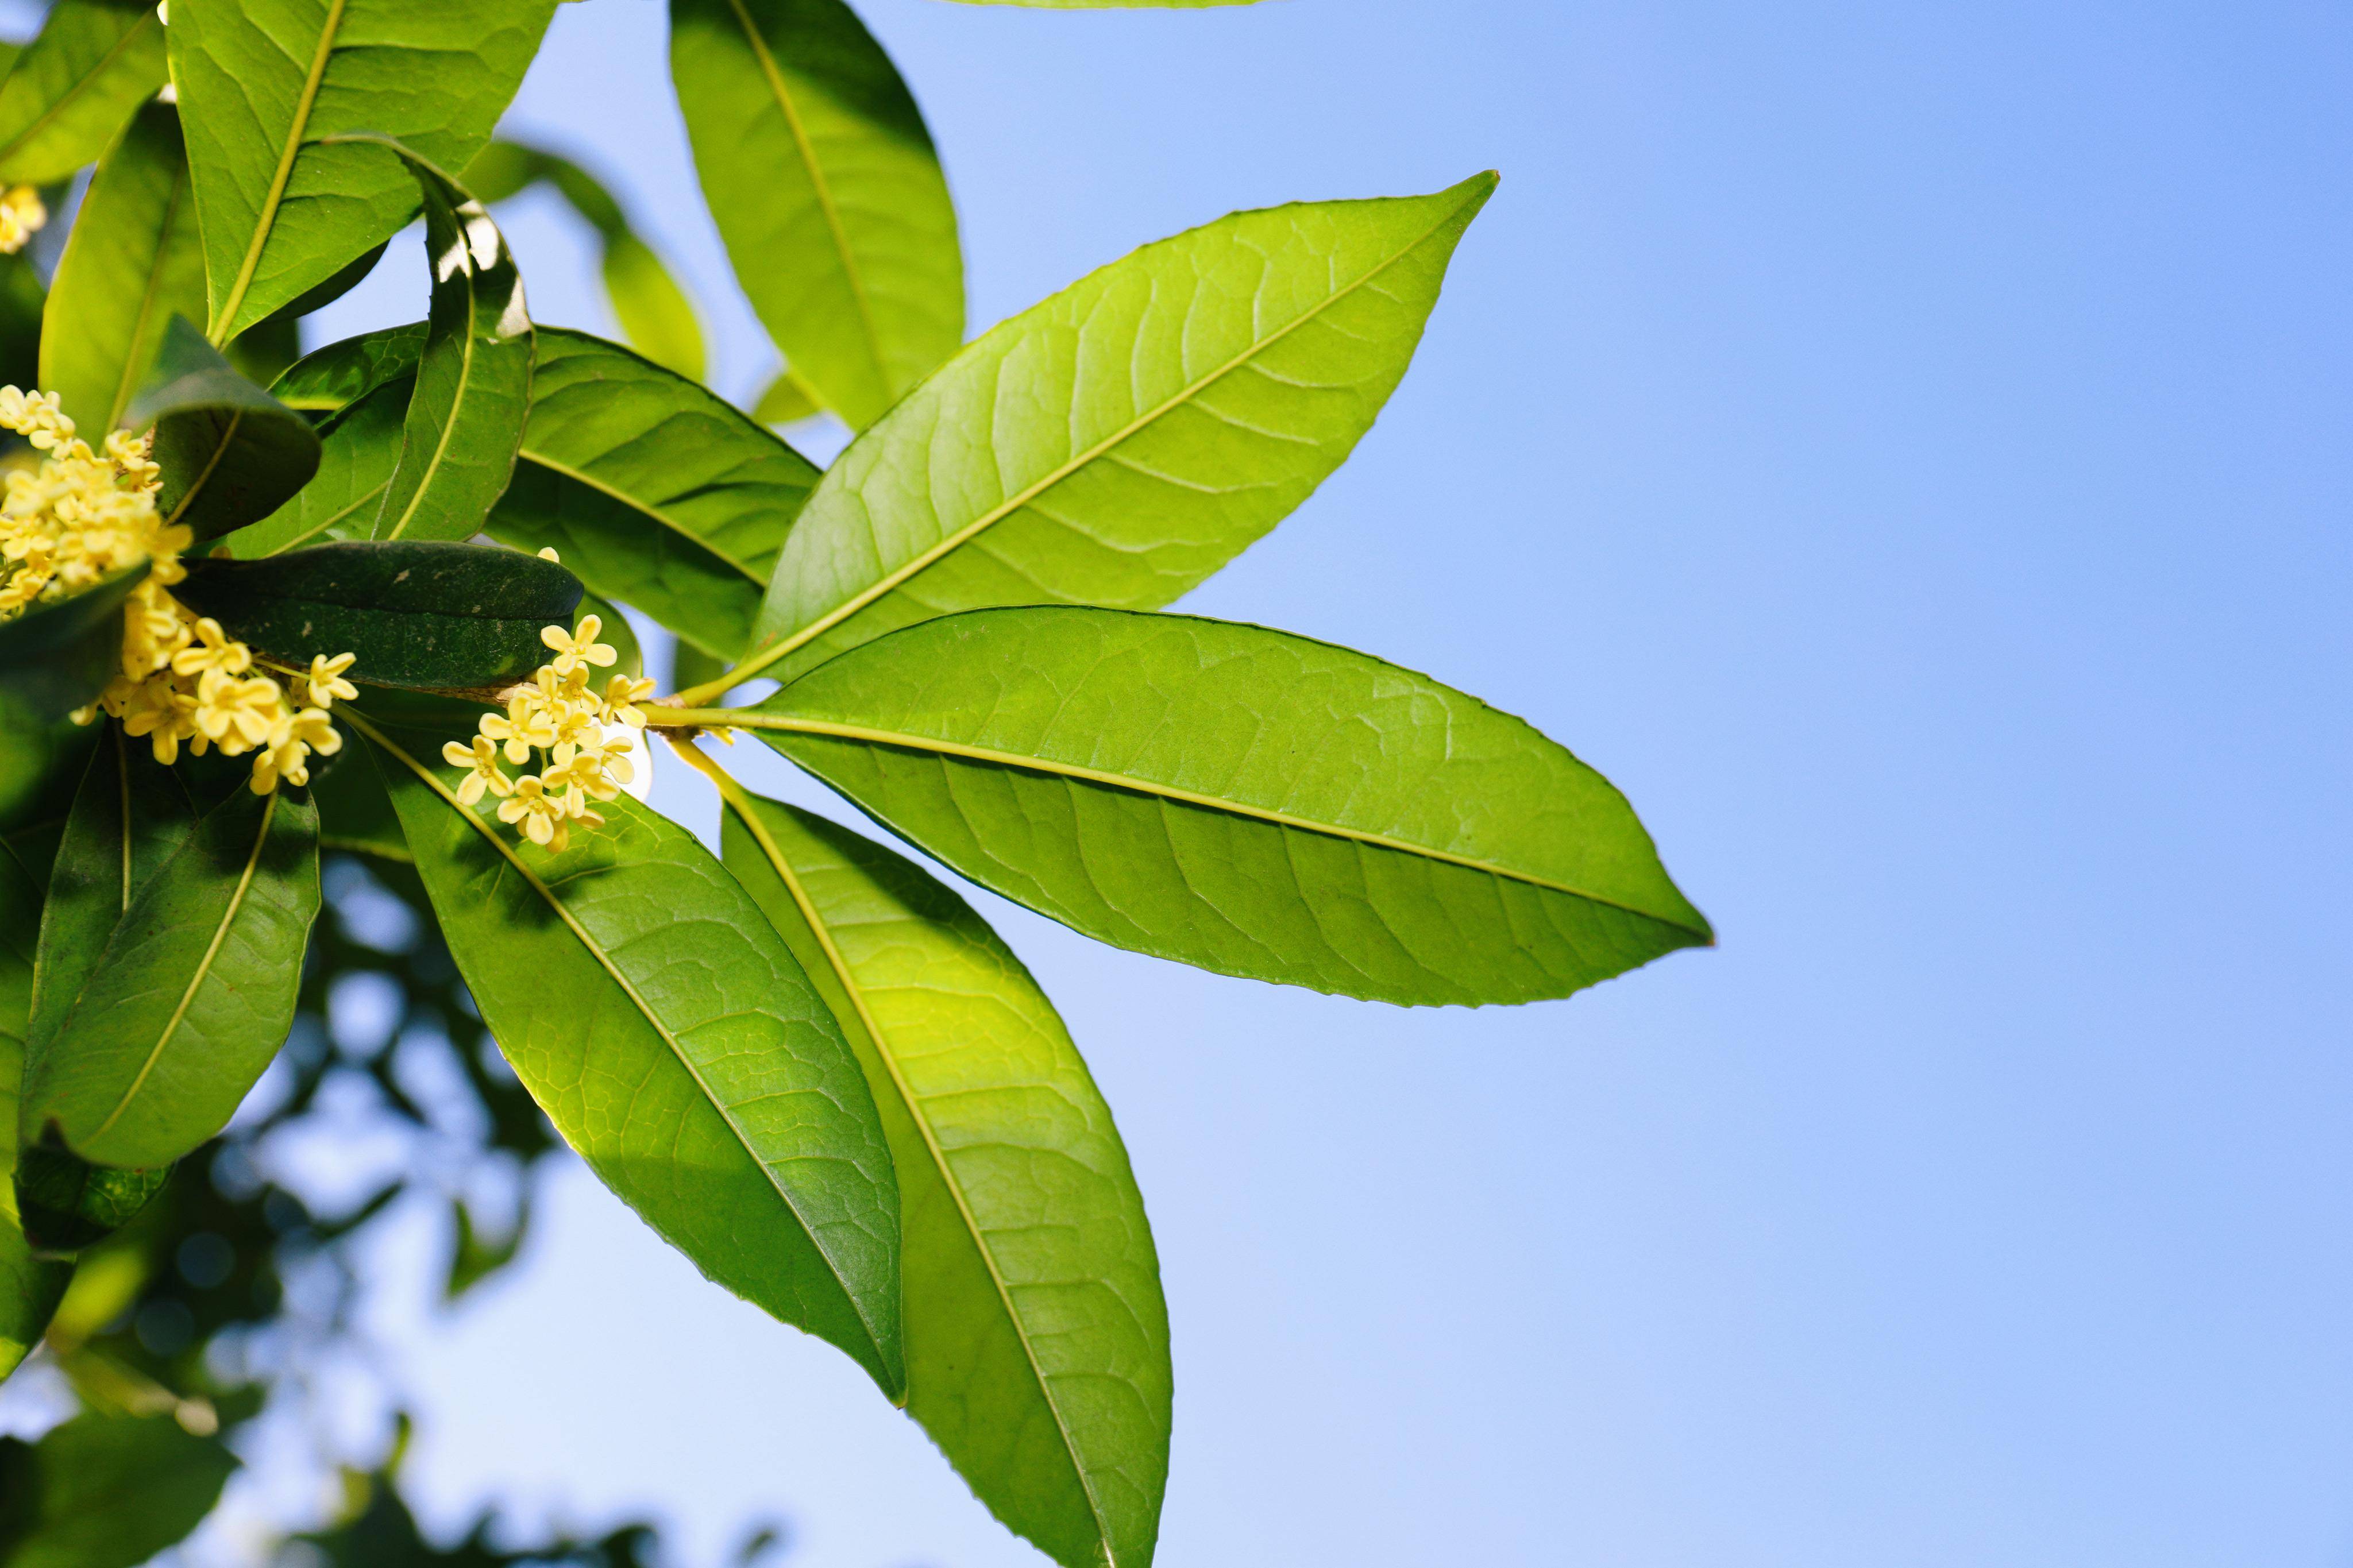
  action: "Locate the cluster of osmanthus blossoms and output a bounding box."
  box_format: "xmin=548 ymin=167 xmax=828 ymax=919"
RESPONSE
xmin=0 ymin=184 xmax=44 ymax=254
xmin=442 ymin=611 xmax=656 ymax=853
xmin=0 ymin=387 xmax=355 ymax=795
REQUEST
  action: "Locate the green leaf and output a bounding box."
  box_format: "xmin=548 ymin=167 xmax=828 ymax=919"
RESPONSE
xmin=168 ymin=0 xmax=556 ymax=342
xmin=485 ymin=329 xmax=819 ymax=659
xmin=464 ymin=138 xmax=707 ymax=380
xmin=222 ymin=311 xmax=303 ymax=388
xmin=41 ymin=101 xmax=203 ymax=434
xmin=720 ymin=789 xmax=1170 ymax=1568
xmin=0 ymin=833 xmax=71 ymax=1374
xmin=310 ymin=743 xmax=410 ymax=863
xmin=670 ymin=0 xmax=962 ymax=428
xmin=732 ymin=175 xmax=1495 ymax=692
xmin=173 ymin=541 xmax=583 ymax=690
xmin=751 ymin=365 xmax=823 ymax=427
xmin=268 ymin=321 xmax=426 ymax=413
xmin=124 ymin=315 xmax=321 ymax=540
xmin=357 ymin=716 xmax=906 ymax=1393
xmin=223 ymin=372 xmax=410 ymax=557
xmin=0 ymin=253 xmax=43 ymax=393
xmin=580 ymin=590 xmax=644 ymax=680
xmin=11 ymin=1141 xmax=169 ymax=1254
xmin=0 ymin=1 xmax=166 ymax=187
xmin=0 ymin=1409 xmax=238 ymax=1568
xmin=743 ymin=607 xmax=1712 ymax=1006
xmin=0 ymin=564 xmax=149 ymax=722
xmin=357 ymin=144 xmax=533 ymax=543
xmin=19 ymin=764 xmax=321 ymax=1169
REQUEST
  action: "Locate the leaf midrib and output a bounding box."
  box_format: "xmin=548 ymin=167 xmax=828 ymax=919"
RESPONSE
xmin=723 ymin=709 xmax=1707 ymax=934
xmin=701 ymin=759 xmax=1114 ymax=1557
xmin=86 ymin=789 xmax=279 ymax=1145
xmin=0 ymin=9 xmax=160 ymax=171
xmin=106 ymin=155 xmax=193 ymax=431
xmin=159 ymin=407 xmax=241 ymax=531
xmin=213 ymin=0 xmax=349 ymax=341
xmin=718 ymin=0 xmax=888 ymax=409
xmin=381 ymin=202 xmax=483 ymax=542
xmin=516 ymin=450 xmax=762 ymax=583
xmin=738 ymin=186 xmax=1484 ymax=688
xmin=352 ymin=712 xmax=895 ymax=1369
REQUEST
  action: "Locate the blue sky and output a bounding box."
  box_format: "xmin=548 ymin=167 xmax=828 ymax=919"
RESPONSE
xmin=284 ymin=2 xmax=2353 ymax=1565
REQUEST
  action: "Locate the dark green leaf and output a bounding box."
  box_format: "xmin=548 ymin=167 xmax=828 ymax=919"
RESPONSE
xmin=40 ymin=100 xmax=203 ymax=434
xmin=222 ymin=312 xmax=302 ymax=388
xmin=0 ymin=831 xmax=71 ymax=1370
xmin=732 ymin=176 xmax=1495 ymax=692
xmin=670 ymin=0 xmax=962 ymax=428
xmin=746 ymin=607 xmax=1712 ymax=1006
xmin=485 ymin=329 xmax=818 ymax=659
xmin=174 ymin=541 xmax=583 ymax=690
xmin=310 ymin=743 xmax=410 ymax=864
xmin=0 ymin=1409 xmax=237 ymax=1568
xmin=125 ymin=315 xmax=321 ymax=540
xmin=0 ymin=563 xmax=148 ymax=721
xmin=11 ymin=1137 xmax=171 ymax=1253
xmin=0 ymin=253 xmax=42 ymax=393
xmin=358 ymin=717 xmax=905 ymax=1393
xmin=356 ymin=144 xmax=533 ymax=543
xmin=223 ymin=373 xmax=410 ymax=557
xmin=19 ymin=766 xmax=321 ymax=1169
xmin=168 ymin=0 xmax=556 ymax=341
xmin=722 ymin=790 xmax=1170 ymax=1568
xmin=0 ymin=1 xmax=166 ymax=187
xmin=268 ymin=322 xmax=426 ymax=414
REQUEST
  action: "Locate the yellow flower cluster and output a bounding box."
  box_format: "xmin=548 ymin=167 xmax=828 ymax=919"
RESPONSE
xmin=0 ymin=186 xmax=45 ymax=254
xmin=0 ymin=387 xmax=358 ymax=795
xmin=443 ymin=613 xmax=654 ymax=853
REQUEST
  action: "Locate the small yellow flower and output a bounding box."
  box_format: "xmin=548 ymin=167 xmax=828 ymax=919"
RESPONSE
xmin=0 ymin=186 xmax=47 ymax=256
xmin=306 ymin=651 xmax=358 ymax=707
xmin=536 ymin=546 xmax=561 ymax=563
xmin=601 ymin=673 xmax=657 ymax=729
xmin=442 ymin=735 xmax=514 ymax=805
xmin=250 ymin=736 xmax=311 ymax=793
xmin=496 ymin=774 xmax=572 ymax=851
xmin=540 ymin=614 xmax=618 ymax=678
xmin=479 ymin=690 xmax=558 ymax=764
xmin=192 ymin=670 xmax=282 ymax=751
xmin=169 ymin=616 xmax=252 ymax=678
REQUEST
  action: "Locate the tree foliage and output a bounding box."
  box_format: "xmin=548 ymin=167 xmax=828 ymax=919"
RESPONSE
xmin=0 ymin=1 xmax=1708 ymax=1563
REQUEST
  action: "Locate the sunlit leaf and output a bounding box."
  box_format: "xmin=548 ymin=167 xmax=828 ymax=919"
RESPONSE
xmin=38 ymin=101 xmax=202 ymax=434
xmin=168 ymin=0 xmax=556 ymax=341
xmin=174 ymin=541 xmax=583 ymax=690
xmin=223 ymin=373 xmax=409 ymax=557
xmin=358 ymin=145 xmax=533 ymax=544
xmin=0 ymin=1 xmax=165 ymax=187
xmin=671 ymin=0 xmax=961 ymax=428
xmin=358 ymin=716 xmax=907 ymax=1393
xmin=720 ymin=788 xmax=1171 ymax=1568
xmin=732 ymin=175 xmax=1494 ymax=691
xmin=19 ymin=750 xmax=320 ymax=1169
xmin=486 ymin=329 xmax=819 ymax=659
xmin=746 ymin=607 xmax=1712 ymax=1006
xmin=125 ymin=316 xmax=321 ymax=540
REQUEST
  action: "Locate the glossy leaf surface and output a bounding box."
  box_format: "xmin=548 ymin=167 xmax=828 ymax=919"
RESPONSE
xmin=126 ymin=316 xmax=321 ymax=540
xmin=268 ymin=322 xmax=425 ymax=413
xmin=0 ymin=1 xmax=165 ymax=186
xmin=168 ymin=0 xmax=556 ymax=341
xmin=742 ymin=176 xmax=1492 ymax=687
xmin=361 ymin=719 xmax=905 ymax=1392
xmin=175 ymin=542 xmax=583 ymax=690
xmin=39 ymin=100 xmax=205 ymax=434
xmin=487 ymin=329 xmax=819 ymax=659
xmin=671 ymin=0 xmax=961 ymax=428
xmin=0 ymin=1410 xmax=237 ymax=1568
xmin=20 ymin=768 xmax=319 ymax=1168
xmin=751 ymin=607 xmax=1712 ymax=1006
xmin=365 ymin=148 xmax=533 ymax=543
xmin=722 ymin=790 xmax=1170 ymax=1568
xmin=0 ymin=566 xmax=146 ymax=723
